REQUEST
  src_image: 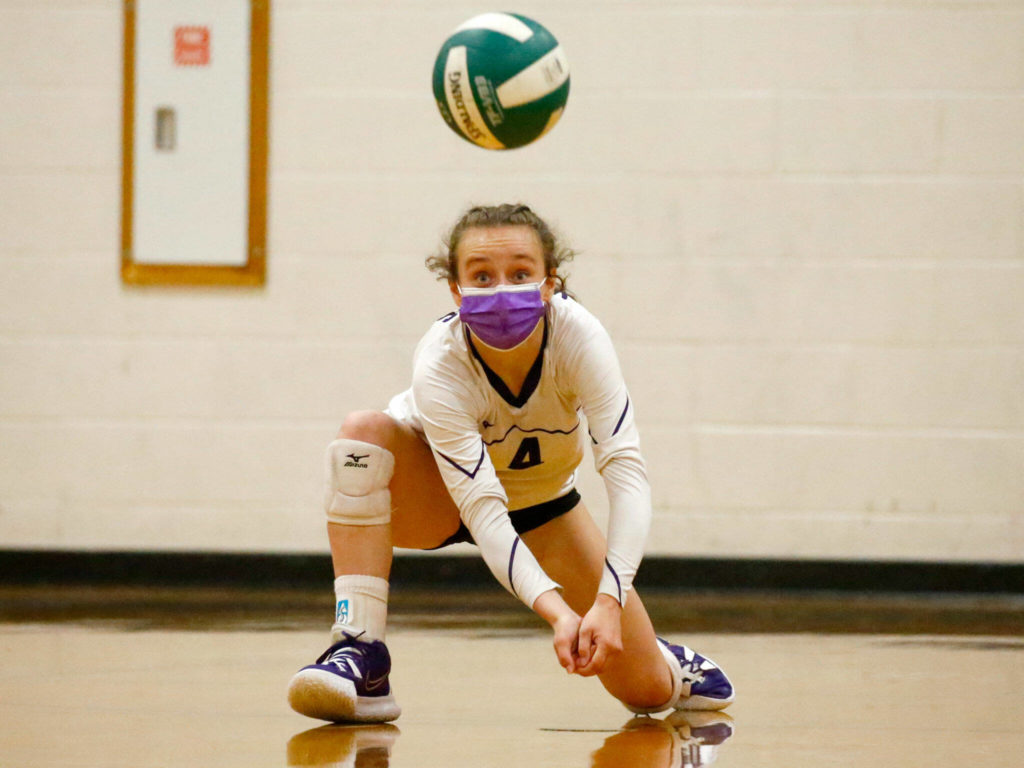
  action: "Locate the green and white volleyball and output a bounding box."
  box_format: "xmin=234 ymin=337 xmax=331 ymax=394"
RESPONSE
xmin=432 ymin=12 xmax=570 ymax=150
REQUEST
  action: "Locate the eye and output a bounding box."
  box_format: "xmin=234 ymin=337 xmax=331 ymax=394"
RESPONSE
xmin=512 ymin=269 xmax=533 ymax=282
xmin=471 ymin=271 xmax=493 ymax=286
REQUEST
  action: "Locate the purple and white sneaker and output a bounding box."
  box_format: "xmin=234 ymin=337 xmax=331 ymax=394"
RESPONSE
xmin=658 ymin=638 xmax=735 ymax=711
xmin=288 ymin=633 xmax=400 ymax=723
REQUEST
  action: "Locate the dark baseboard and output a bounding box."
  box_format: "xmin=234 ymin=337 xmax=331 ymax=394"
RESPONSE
xmin=0 ymin=549 xmax=1021 ymax=595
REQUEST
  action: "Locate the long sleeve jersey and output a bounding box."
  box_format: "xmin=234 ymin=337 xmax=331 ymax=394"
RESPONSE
xmin=386 ymin=293 xmax=652 ymax=608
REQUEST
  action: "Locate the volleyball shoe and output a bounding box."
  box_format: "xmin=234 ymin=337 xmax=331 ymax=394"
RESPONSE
xmin=659 ymin=639 xmax=735 ymax=711
xmin=288 ymin=633 xmax=400 ymax=723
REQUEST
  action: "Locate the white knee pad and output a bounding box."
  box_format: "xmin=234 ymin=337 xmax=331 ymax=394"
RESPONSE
xmin=324 ymin=438 xmax=395 ymax=526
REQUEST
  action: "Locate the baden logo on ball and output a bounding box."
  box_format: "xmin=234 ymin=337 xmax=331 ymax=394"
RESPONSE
xmin=432 ymin=12 xmax=570 ymax=150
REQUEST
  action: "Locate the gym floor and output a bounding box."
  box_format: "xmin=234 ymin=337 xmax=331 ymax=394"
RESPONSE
xmin=1 ymin=586 xmax=1022 ymax=767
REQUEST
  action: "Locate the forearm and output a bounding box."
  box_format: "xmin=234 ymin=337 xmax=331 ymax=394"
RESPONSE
xmin=599 ymin=455 xmax=652 ymax=604
xmin=532 ymin=588 xmax=573 ymax=624
xmin=533 ymin=588 xmax=583 ymax=673
xmin=461 ymin=495 xmax=560 ymax=607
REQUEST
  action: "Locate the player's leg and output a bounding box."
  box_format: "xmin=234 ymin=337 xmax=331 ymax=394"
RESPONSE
xmin=288 ymin=409 xmax=461 ymax=723
xmin=521 ymin=500 xmax=733 ymax=712
xmin=521 ymin=501 xmax=670 ymax=709
xmin=324 ymin=408 xmax=461 ymax=578
xmin=323 ymin=409 xmax=462 ymax=631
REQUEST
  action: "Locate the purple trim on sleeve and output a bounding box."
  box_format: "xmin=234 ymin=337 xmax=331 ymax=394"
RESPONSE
xmin=436 ymin=440 xmax=486 ymax=479
xmin=509 ymin=537 xmax=521 ymax=599
xmin=604 ymin=558 xmax=622 ymax=604
xmin=611 ymin=397 xmax=630 ymax=437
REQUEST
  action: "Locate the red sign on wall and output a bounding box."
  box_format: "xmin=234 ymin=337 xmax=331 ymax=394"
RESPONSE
xmin=174 ymin=26 xmax=211 ymax=66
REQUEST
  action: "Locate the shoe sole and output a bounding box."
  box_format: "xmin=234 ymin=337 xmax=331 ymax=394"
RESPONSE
xmin=676 ymin=693 xmax=734 ymax=711
xmin=288 ymin=669 xmax=401 ymax=723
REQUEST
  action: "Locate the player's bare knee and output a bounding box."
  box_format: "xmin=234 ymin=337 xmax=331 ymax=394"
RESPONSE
xmin=619 ymin=648 xmax=680 ymax=714
xmin=337 ymin=410 xmax=398 ymax=448
xmin=619 ymin=681 xmax=674 ymax=714
xmin=324 ymin=421 xmax=396 ymax=527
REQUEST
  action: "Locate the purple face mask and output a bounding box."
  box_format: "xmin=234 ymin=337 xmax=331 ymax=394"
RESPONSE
xmin=459 ymin=282 xmax=546 ymax=350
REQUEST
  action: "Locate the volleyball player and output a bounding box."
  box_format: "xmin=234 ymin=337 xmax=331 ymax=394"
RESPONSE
xmin=287 ymin=204 xmax=734 ymax=723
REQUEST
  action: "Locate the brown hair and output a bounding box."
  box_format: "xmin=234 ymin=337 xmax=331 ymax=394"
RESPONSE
xmin=425 ymin=203 xmax=575 ymax=294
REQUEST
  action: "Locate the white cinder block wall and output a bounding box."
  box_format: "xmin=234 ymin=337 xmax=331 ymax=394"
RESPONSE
xmin=1 ymin=0 xmax=1021 ymax=561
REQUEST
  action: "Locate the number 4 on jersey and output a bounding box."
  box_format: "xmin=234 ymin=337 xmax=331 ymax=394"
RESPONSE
xmin=508 ymin=436 xmax=542 ymax=469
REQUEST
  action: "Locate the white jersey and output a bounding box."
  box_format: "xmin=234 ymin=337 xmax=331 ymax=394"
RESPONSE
xmin=387 ymin=293 xmax=652 ymax=609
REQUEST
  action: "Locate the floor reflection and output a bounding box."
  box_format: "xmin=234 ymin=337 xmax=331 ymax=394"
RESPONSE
xmin=285 ymin=711 xmax=733 ymax=768
xmin=592 ymin=712 xmax=734 ymax=768
xmin=288 ymin=723 xmax=400 ymax=768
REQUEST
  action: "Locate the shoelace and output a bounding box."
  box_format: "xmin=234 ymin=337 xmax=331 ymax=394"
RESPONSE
xmin=316 ymin=631 xmax=368 ymax=668
xmin=323 ymin=646 xmax=364 ymax=673
xmin=677 ymin=658 xmax=706 ymax=684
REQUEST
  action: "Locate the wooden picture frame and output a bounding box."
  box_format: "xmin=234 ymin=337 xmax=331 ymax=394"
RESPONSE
xmin=121 ymin=0 xmax=269 ymax=287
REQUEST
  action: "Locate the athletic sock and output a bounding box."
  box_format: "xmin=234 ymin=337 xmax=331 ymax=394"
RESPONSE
xmin=331 ymin=574 xmax=389 ymax=642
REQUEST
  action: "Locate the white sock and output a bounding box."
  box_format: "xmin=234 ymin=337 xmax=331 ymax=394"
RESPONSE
xmin=331 ymin=574 xmax=389 ymax=642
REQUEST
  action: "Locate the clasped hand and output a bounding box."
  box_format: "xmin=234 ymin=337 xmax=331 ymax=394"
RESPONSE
xmin=549 ymin=593 xmax=623 ymax=677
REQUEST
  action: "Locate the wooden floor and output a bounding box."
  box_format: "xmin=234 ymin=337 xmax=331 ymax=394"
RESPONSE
xmin=1 ymin=588 xmax=1022 ymax=767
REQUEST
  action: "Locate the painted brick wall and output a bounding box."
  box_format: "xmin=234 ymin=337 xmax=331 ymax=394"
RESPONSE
xmin=1 ymin=0 xmax=1021 ymax=560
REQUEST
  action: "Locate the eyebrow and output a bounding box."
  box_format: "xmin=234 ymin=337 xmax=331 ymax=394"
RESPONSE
xmin=463 ymin=254 xmax=538 ymax=267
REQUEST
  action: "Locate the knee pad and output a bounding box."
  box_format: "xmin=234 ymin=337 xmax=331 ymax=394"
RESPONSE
xmin=324 ymin=438 xmax=395 ymax=526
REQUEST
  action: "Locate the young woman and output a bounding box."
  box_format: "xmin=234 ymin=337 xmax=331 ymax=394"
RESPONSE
xmin=287 ymin=204 xmax=734 ymax=723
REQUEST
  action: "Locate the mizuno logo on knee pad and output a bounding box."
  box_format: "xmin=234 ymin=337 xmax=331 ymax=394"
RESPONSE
xmin=345 ymin=453 xmax=370 ymax=468
xmin=325 ymin=439 xmax=396 ymax=526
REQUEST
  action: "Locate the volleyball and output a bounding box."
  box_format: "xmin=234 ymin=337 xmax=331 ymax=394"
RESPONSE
xmin=432 ymin=12 xmax=570 ymax=150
